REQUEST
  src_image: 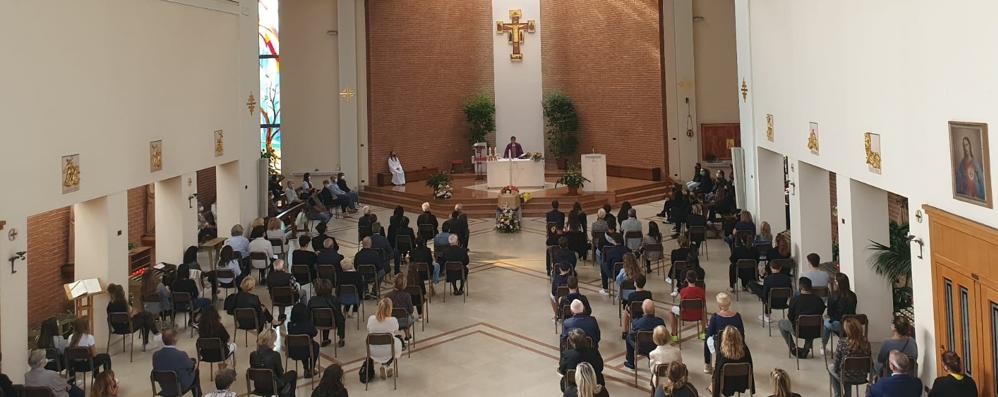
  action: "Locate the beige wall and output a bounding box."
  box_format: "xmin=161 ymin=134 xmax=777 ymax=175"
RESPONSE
xmin=280 ymin=0 xmax=340 ymax=175
xmin=693 ymin=0 xmax=739 ymax=125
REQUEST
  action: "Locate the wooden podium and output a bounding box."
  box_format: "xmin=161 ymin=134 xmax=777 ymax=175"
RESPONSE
xmin=64 ymin=278 xmax=105 ymax=334
xmin=581 ymin=154 xmax=608 ymax=192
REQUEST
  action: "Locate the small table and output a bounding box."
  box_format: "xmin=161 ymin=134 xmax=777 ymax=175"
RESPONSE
xmin=200 ymin=237 xmax=226 ymax=272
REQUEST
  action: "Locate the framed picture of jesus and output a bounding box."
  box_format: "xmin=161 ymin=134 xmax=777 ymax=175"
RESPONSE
xmin=948 ymin=121 xmax=992 ymax=208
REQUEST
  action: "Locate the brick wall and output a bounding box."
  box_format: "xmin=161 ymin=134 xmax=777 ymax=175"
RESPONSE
xmin=541 ymin=0 xmax=666 ymax=170
xmin=197 ymin=167 xmax=217 ymax=207
xmin=888 ymin=192 xmax=908 ymax=224
xmin=366 ymin=0 xmax=495 ymax=181
xmin=26 ymin=207 xmax=72 ymax=327
xmin=127 ymin=186 xmax=147 ymax=246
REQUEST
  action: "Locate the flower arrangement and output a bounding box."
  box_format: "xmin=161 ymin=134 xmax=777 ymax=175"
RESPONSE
xmin=426 ymin=172 xmax=454 ymax=200
xmin=520 ymin=192 xmax=533 ymax=203
xmin=500 ymin=185 xmax=519 ymax=195
xmin=529 ymin=152 xmax=544 ymax=162
xmin=495 ymin=207 xmax=521 ymax=233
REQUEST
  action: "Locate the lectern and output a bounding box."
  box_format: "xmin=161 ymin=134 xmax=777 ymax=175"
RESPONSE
xmin=581 ymin=154 xmax=607 ymax=192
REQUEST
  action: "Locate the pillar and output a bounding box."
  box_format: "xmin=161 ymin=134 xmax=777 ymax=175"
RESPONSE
xmin=216 ymin=161 xmax=242 ymax=235
xmin=756 ymin=148 xmax=786 ymax=231
xmin=74 ymin=193 xmax=129 ymax=341
xmin=238 ymin=0 xmax=262 ymax=221
xmin=338 ymin=0 xmax=361 ymax=183
xmin=155 ymin=176 xmax=195 ymax=265
xmin=735 ymin=0 xmax=757 ymax=216
xmin=0 ymin=216 xmax=28 ymax=382
xmin=791 ymin=161 xmax=833 ymax=264
xmin=662 ymin=0 xmax=699 ymax=181
xmin=838 ymin=179 xmax=893 ymax=338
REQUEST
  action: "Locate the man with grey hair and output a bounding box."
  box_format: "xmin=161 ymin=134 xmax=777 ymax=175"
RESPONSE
xmin=354 ymin=236 xmax=386 ymax=298
xmin=266 ymin=259 xmax=300 ymax=310
xmin=868 ymin=350 xmax=923 ymax=397
xmin=25 ymin=349 xmax=82 ymax=397
xmin=440 ymin=233 xmax=470 ymax=295
xmin=225 ymin=224 xmax=250 ymax=259
xmin=561 ymin=299 xmax=601 ymax=350
xmin=416 ymin=202 xmax=438 ymax=241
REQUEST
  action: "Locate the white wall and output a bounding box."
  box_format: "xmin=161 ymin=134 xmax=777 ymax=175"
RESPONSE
xmin=492 ymin=0 xmax=545 ymax=154
xmin=663 ymin=0 xmax=700 ymax=181
xmin=740 ymin=0 xmax=998 ymax=382
xmin=0 ymin=0 xmax=259 ymax=380
xmin=692 ymin=0 xmax=739 ymax=126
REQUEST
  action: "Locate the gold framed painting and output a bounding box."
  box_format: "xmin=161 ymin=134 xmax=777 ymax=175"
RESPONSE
xmin=807 ymin=122 xmax=820 ymax=155
xmin=766 ymin=114 xmax=775 ymax=142
xmin=949 ymin=121 xmax=992 ymax=208
xmin=150 ymin=140 xmax=163 ymax=172
xmin=214 ymin=129 xmax=224 ymax=157
xmin=62 ymin=154 xmax=80 ymax=194
xmin=864 ymin=132 xmax=882 ymax=174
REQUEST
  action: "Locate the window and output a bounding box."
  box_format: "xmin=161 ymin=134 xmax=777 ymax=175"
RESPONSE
xmin=945 ymin=280 xmax=955 ymax=351
xmin=992 ymin=303 xmax=997 ymax=396
xmin=259 ymin=0 xmax=281 ymax=173
xmin=960 ymin=287 xmax=972 ymax=376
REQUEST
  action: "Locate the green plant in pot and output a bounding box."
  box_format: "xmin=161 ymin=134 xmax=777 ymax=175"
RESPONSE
xmin=425 ymin=172 xmax=453 ymax=200
xmin=555 ymin=167 xmax=590 ymax=195
xmin=462 ymin=93 xmax=495 ymax=144
xmin=868 ymin=221 xmax=913 ymax=318
xmin=543 ymin=92 xmax=579 ymax=169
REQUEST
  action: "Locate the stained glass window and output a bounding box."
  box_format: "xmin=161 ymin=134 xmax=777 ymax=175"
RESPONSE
xmin=259 ymin=0 xmax=281 ymax=173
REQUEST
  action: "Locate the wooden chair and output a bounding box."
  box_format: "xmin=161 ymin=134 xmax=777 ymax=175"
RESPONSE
xmin=366 ymin=333 xmax=398 ymax=390
xmin=196 ymin=337 xmax=235 ymax=379
xmin=171 ymin=292 xmax=195 ymax=337
xmin=106 ymin=311 xmax=135 ymax=362
xmin=357 ymin=264 xmax=380 ymax=298
xmin=719 ymin=362 xmax=754 ymax=396
xmin=404 ymin=285 xmax=428 ymax=330
xmin=246 ymin=368 xmax=279 ymax=397
xmin=64 ymin=346 xmax=95 ymax=391
xmin=151 ymin=369 xmax=194 ymax=397
xmin=249 ymin=251 xmax=271 ymax=282
xmin=764 ymin=287 xmax=793 ymax=336
xmin=791 ymin=314 xmax=824 ymax=370
xmin=233 ymin=308 xmax=259 ymax=347
xmin=444 ymin=261 xmax=468 ymax=303
xmin=688 ymin=226 xmax=707 ymax=259
xmin=285 ymin=334 xmax=319 ymax=384
xmin=633 ymin=330 xmax=655 ymax=385
xmin=336 ymin=284 xmax=364 ymax=330
xmin=677 ymin=298 xmax=707 ymax=349
xmin=410 ymin=262 xmax=432 ymax=303
xmin=270 ymin=286 xmax=296 ymax=323
xmin=392 ymin=308 xmax=415 ymax=358
xmin=734 ymin=259 xmax=758 ymax=301
xmin=311 ymin=307 xmax=339 ymax=357
xmin=291 ymin=264 xmax=313 ymax=298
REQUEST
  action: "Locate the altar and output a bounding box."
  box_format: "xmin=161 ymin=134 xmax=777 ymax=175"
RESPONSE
xmin=486 ymin=159 xmax=545 ymax=188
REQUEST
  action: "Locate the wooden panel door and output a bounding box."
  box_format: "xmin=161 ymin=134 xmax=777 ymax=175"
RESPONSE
xmin=700 ymin=123 xmax=741 ymax=161
xmin=933 ymin=264 xmax=982 ymax=382
xmin=981 ymin=286 xmax=998 ymax=397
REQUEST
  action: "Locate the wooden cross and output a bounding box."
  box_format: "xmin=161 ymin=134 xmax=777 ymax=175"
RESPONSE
xmin=496 ymin=9 xmax=535 ymax=61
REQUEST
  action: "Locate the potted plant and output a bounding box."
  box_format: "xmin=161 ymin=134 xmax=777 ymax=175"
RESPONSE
xmin=555 ymin=167 xmax=590 ymax=195
xmin=543 ymin=92 xmax=579 ymax=169
xmin=868 ymin=221 xmax=913 ymax=319
xmin=462 ymin=93 xmax=496 ymax=145
xmin=425 ymin=172 xmax=453 ymax=200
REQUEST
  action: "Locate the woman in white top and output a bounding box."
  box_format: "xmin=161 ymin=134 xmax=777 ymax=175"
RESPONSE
xmin=67 ymin=318 xmax=113 ymax=377
xmin=367 ymin=298 xmax=403 ymax=379
xmin=388 ymin=151 xmax=405 ymax=186
xmin=648 ymin=325 xmax=682 ymax=387
xmin=265 ymin=218 xmax=286 ymax=243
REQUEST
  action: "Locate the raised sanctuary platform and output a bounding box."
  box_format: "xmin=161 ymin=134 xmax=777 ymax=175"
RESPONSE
xmin=362 ymin=172 xmax=671 ymax=219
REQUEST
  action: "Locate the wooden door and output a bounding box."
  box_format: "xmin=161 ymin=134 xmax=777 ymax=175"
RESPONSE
xmin=981 ymin=286 xmax=998 ymax=397
xmin=700 ymin=123 xmax=741 ymax=161
xmin=933 ymin=264 xmax=982 ymax=381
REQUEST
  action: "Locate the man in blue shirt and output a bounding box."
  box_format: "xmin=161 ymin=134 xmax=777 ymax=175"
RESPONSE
xmin=625 ymin=299 xmax=665 ymax=369
xmin=600 ymin=233 xmax=630 ymax=295
xmin=224 ymin=224 xmax=250 ymax=259
xmin=561 ymin=299 xmax=601 ymax=350
xmin=152 ymin=330 xmax=201 ymax=397
xmin=868 ymin=351 xmax=923 ymax=397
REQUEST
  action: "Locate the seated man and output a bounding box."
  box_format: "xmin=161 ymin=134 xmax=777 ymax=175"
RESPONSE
xmin=266 ymin=260 xmax=300 ymax=313
xmin=319 ymin=180 xmax=347 ymax=215
xmin=335 ymin=173 xmax=360 ymax=211
xmin=625 ymin=299 xmax=666 ymax=369
xmin=599 ymin=233 xmax=631 ymax=296
xmin=666 ymin=271 xmax=706 ymax=341
xmin=550 ymin=263 xmax=574 ymax=314
xmin=561 ymin=299 xmax=601 ymax=350
xmin=869 ymin=350 xmax=923 ymax=397
xmin=224 ymin=224 xmax=250 ymax=259
xmin=440 ymin=234 xmax=470 ymax=295
xmin=315 ymin=237 xmax=343 ymax=274
xmin=25 ymin=349 xmax=84 ymax=397
xmin=549 ymin=237 xmax=578 ymax=275
xmin=353 ymin=237 xmax=385 ymax=298
xmin=204 ymin=368 xmax=237 ymax=397
xmin=800 ymin=253 xmax=830 ymax=289
xmin=749 ymin=260 xmax=793 ymax=323
xmin=546 ymin=200 xmax=566 ymax=229
xmin=622 ymin=275 xmax=652 ymax=336
xmin=561 ymin=276 xmax=592 ymax=316
xmin=152 ymin=330 xmax=201 ymax=397
xmin=326 ymin=178 xmax=358 ymax=213
xmin=370 ymin=231 xmax=394 ymax=276
xmin=778 ymin=277 xmax=826 ymax=358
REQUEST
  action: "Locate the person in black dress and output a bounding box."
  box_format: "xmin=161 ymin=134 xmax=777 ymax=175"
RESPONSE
xmin=286 ymin=303 xmax=320 ymax=378
xmin=249 ymin=328 xmax=297 ymax=397
xmin=197 ymin=306 xmax=234 ymax=358
xmin=105 ymin=283 xmax=160 ymax=348
xmin=307 ymin=279 xmax=346 ymax=348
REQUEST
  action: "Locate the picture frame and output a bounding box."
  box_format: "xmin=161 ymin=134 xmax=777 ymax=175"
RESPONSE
xmin=949 ymin=121 xmax=992 ymax=208
xmin=150 ymin=140 xmax=163 ymax=172
xmin=61 ymin=154 xmax=80 ymax=194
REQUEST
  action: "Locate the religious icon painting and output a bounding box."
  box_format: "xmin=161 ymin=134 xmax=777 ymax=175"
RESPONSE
xmin=150 ymin=140 xmax=163 ymax=172
xmin=61 ymin=154 xmax=80 ymax=194
xmin=214 ymin=129 xmax=224 ymax=157
xmin=766 ymin=114 xmax=775 ymax=142
xmin=949 ymin=121 xmax=992 ymax=208
xmin=864 ymin=132 xmax=882 ymax=174
xmin=807 ymin=122 xmax=820 ymax=155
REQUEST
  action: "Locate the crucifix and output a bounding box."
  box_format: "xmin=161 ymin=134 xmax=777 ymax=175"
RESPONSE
xmin=496 ymin=9 xmax=535 ymax=61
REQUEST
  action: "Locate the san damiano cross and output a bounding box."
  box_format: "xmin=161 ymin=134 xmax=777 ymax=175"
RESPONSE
xmin=496 ymin=9 xmax=535 ymax=61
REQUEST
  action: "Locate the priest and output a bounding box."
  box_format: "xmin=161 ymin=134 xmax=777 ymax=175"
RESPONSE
xmin=503 ymin=136 xmax=525 ymax=158
xmin=388 ymin=151 xmax=405 ymax=185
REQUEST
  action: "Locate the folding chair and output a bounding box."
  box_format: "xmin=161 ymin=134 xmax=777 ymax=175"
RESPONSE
xmin=249 ymin=251 xmax=271 ymax=282
xmin=366 ymin=333 xmax=398 ymax=390
xmin=196 ymin=337 xmax=235 ymax=379
xmin=291 ymin=264 xmax=314 ymax=298
xmin=410 ymin=262 xmax=432 ymax=303
xmin=832 ymin=314 xmax=869 ymax=354
xmin=316 ymin=264 xmax=337 ymax=286
xmin=677 ymin=298 xmax=706 ymax=349
xmin=590 ymin=231 xmax=605 ymax=266
xmin=623 ymin=230 xmax=643 ymax=251
xmin=151 ymin=370 xmax=194 ymax=397
xmin=609 ymin=262 xmax=624 ymax=298
xmin=337 ymin=284 xmax=363 ymax=330
xmin=734 ymin=259 xmax=758 ymax=301
xmin=444 ymin=261 xmax=468 ymax=303
xmin=233 ymin=308 xmax=260 ymax=347
xmin=617 ymin=279 xmax=635 ymax=326
xmin=642 ymin=243 xmax=664 ymax=275
xmin=270 ymin=286 xmax=296 ymax=323
xmin=171 ymin=292 xmax=195 ymax=337
xmin=633 ymin=330 xmax=654 ymax=386
xmin=269 ymin=238 xmax=286 ymax=261
xmin=719 ymin=362 xmax=754 ymax=396
xmin=688 ymin=226 xmax=707 ymax=260
xmin=357 ymin=264 xmax=380 ymax=299
xmin=557 ymin=304 xmax=574 ymax=335
xmin=246 ymin=368 xmax=279 ymax=397
xmin=285 ymin=334 xmax=319 ymax=384
xmin=417 ymin=223 xmax=435 ymax=242
xmin=212 ymin=269 xmax=237 ymax=302
xmin=106 ymin=312 xmax=135 ymax=362
xmin=764 ymin=287 xmax=792 ymax=336
xmin=669 ymin=261 xmax=692 ymax=300
xmin=812 ymin=286 xmax=830 ymax=300
xmin=828 ymin=355 xmax=872 ymax=397
xmin=20 ymin=386 xmax=55 ymax=397
xmin=395 ymin=235 xmax=413 ymax=260
xmin=392 ymin=308 xmax=415 ymax=358
xmin=64 ymin=346 xmax=95 ymax=391
xmin=791 ymin=314 xmax=824 ymax=370
xmin=312 ymin=307 xmax=339 ymax=357
xmin=404 ymin=285 xmax=428 ymax=330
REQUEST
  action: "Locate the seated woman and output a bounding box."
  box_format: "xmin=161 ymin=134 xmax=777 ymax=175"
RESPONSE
xmin=225 ymin=276 xmax=278 ymax=331
xmin=66 ymin=318 xmax=112 ymax=379
xmin=197 ymin=306 xmax=235 ymax=359
xmin=36 ymin=318 xmax=67 ymax=372
xmin=106 ymin=283 xmax=160 ymax=348
xmin=558 ymin=329 xmax=605 ymax=388
xmin=821 ymin=273 xmax=857 ymax=354
xmin=265 ymin=217 xmax=286 ymax=243
xmin=754 ymin=221 xmax=774 ymax=249
xmin=875 ymin=316 xmax=918 ymax=376
xmin=367 ymin=299 xmax=404 ymax=379
xmin=170 ymin=264 xmax=212 ymax=323
xmin=566 ymin=214 xmax=589 ymax=262
xmin=828 ymin=318 xmax=872 ymax=397
xmin=140 ymin=270 xmax=172 ymax=321
xmin=307 ymin=279 xmax=346 ymax=348
xmin=648 ymin=325 xmax=682 ymax=388
xmin=208 ymin=246 xmax=243 ymax=298
xmin=667 ymin=235 xmax=699 ymax=286
xmin=385 ymin=274 xmax=415 ymax=340
xmin=654 ymin=362 xmax=698 ymax=397
xmin=638 ymin=221 xmax=663 ymax=274
xmin=563 ymin=362 xmax=608 ymax=397
xmin=337 ymin=261 xmax=365 ymax=316
xmin=249 ymin=328 xmax=297 ymax=397
xmin=285 ymin=303 xmax=320 ymax=378
xmin=614 ymin=253 xmax=642 ymax=301
xmin=728 ymin=233 xmax=758 ymax=292
xmin=312 ymin=363 xmax=347 ymax=397
xmin=928 ymin=351 xmax=977 ymax=397
xmin=769 ymin=368 xmax=801 ymax=397
xmin=704 ymin=292 xmax=744 ymax=374
xmin=710 ymin=326 xmax=754 ymax=397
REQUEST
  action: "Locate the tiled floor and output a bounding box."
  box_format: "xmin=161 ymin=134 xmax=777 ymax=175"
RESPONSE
xmin=104 ymin=201 xmax=837 ymax=397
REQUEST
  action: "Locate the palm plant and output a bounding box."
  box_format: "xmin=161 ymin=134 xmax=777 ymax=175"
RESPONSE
xmin=868 ymin=222 xmax=913 ymax=316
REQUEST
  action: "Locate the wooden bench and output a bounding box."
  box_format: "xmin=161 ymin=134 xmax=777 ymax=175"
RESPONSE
xmin=607 ymin=165 xmax=662 ymax=181
xmin=375 ymin=167 xmax=440 ymax=187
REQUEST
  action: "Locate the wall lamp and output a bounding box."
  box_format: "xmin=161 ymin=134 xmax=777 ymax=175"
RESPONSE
xmin=906 ymin=234 xmax=925 ymax=259
xmin=188 ymin=193 xmax=199 ymax=209
xmin=8 ymin=251 xmax=25 ymax=274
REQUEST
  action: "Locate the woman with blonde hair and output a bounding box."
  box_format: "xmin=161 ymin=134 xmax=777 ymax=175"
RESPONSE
xmin=648 ymin=325 xmax=682 ymax=387
xmin=828 ymin=318 xmax=872 ymax=397
xmin=265 ymin=217 xmax=285 ymax=242
xmin=249 ymin=328 xmax=297 ymax=397
xmin=768 ymin=368 xmax=799 ymax=397
xmin=91 ymin=370 xmax=119 ymax=397
xmin=710 ymin=326 xmax=753 ymax=397
xmin=703 ymin=292 xmax=744 ymax=374
xmin=367 ymin=298 xmax=403 ymax=379
xmin=754 ymin=221 xmax=773 ymax=247
xmin=565 ymin=362 xmax=607 ymax=397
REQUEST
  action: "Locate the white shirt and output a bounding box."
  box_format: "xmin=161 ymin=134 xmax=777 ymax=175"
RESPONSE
xmin=68 ymin=333 xmax=96 ymax=348
xmin=249 ymin=237 xmax=274 ymax=258
xmin=217 ymin=260 xmax=241 ymax=284
xmin=367 ymin=316 xmax=402 ymax=364
xmin=649 ymin=344 xmax=683 ymax=385
xmin=284 ymin=187 xmax=299 ymax=203
xmin=266 ymin=229 xmax=285 ymax=242
xmin=801 ymin=268 xmax=830 ymax=288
